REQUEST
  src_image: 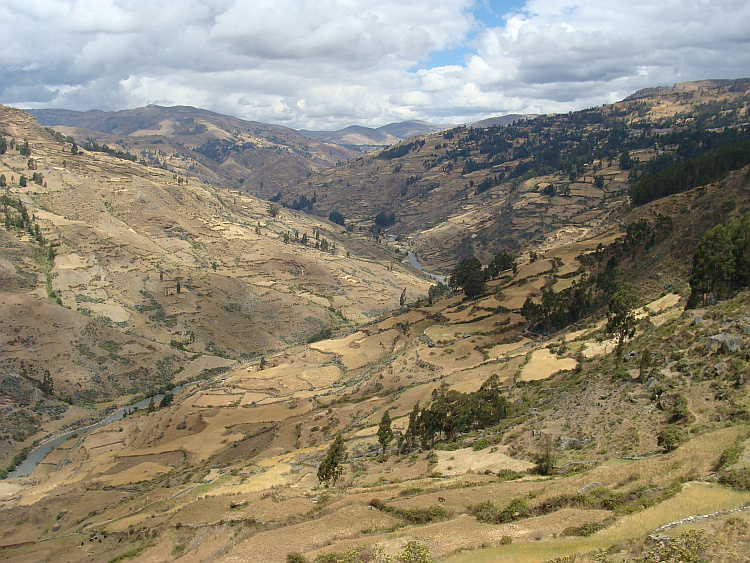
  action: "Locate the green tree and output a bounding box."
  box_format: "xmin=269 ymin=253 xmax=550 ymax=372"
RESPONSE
xmin=485 ymin=250 xmax=517 ymax=278
xmin=19 ymin=140 xmax=30 ymax=156
xmin=397 ymin=541 xmax=434 ymax=563
xmin=533 ymin=434 xmax=556 ymax=475
xmin=267 ymin=203 xmax=280 ymax=217
xmin=71 ymin=142 xmax=78 ymax=155
xmin=0 ymin=136 xmax=6 ymax=154
xmin=159 ymin=392 xmax=174 ymax=408
xmin=657 ymin=424 xmax=684 ymax=452
xmin=317 ymin=432 xmax=346 ymax=488
xmin=328 ymin=210 xmax=345 ymax=226
xmin=259 ymin=356 xmax=266 ymax=370
xmin=18 ymin=174 xmax=26 ymax=187
xmin=40 ymin=370 xmax=53 ymax=396
xmin=399 ymin=287 xmax=407 ymax=308
xmin=639 ymin=348 xmax=652 ymax=382
xmin=377 ymin=410 xmax=393 ymax=454
xmin=450 ymin=257 xmax=486 ymax=299
xmin=688 ymin=211 xmax=750 ymax=306
xmin=606 ymin=287 xmax=637 ymax=360
xmin=427 ymin=282 xmax=448 ymax=305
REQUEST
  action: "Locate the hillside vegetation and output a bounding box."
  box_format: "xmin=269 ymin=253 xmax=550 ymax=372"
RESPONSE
xmin=0 ymin=105 xmax=430 ymax=473
xmin=281 ymin=78 xmax=750 ymax=271
xmin=0 ymin=80 xmax=749 ymax=563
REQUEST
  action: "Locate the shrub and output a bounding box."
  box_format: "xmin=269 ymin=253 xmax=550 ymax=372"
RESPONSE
xmin=657 ymin=424 xmax=684 ymax=452
xmin=715 ymin=438 xmax=745 ymax=470
xmin=719 ymin=469 xmax=750 ymax=491
xmin=471 ymin=497 xmax=531 ymax=524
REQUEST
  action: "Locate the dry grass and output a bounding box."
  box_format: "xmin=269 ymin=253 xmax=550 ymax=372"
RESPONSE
xmin=446 ymin=483 xmax=750 ymax=563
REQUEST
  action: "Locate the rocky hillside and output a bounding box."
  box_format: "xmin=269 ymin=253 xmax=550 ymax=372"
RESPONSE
xmin=0 ymin=105 xmax=430 ymax=471
xmin=1 ymin=80 xmax=750 ymax=563
xmin=279 ymin=78 xmax=750 ymax=273
xmin=30 ymin=105 xmax=358 ymax=198
xmin=0 ymin=160 xmax=748 ymax=561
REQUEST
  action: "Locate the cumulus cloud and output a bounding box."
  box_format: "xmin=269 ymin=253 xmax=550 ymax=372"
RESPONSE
xmin=0 ymin=0 xmax=748 ymax=129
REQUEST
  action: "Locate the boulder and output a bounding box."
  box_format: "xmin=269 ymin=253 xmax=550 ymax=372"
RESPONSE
xmin=708 ymin=333 xmax=744 ymax=354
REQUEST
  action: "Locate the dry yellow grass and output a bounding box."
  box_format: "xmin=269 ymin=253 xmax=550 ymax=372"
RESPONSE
xmin=446 ymin=483 xmax=750 ymax=563
xmin=520 ymin=349 xmax=577 ymax=381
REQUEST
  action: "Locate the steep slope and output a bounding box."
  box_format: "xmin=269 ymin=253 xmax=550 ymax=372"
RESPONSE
xmin=279 ymin=78 xmax=750 ymax=273
xmin=2 ymin=163 xmax=748 ymax=562
xmin=0 ymin=105 xmax=430 ymax=472
xmin=3 ymin=82 xmax=750 ymax=563
xmin=29 ymin=105 xmax=358 ymax=197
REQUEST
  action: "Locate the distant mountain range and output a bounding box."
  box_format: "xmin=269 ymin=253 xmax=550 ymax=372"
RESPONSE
xmin=29 ymin=105 xmax=357 ymax=197
xmin=30 ymin=106 xmax=534 ymax=196
xmin=299 ymin=121 xmax=452 ymax=151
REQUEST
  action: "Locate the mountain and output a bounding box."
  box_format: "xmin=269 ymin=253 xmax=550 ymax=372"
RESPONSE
xmin=468 ymin=113 xmax=532 ymax=128
xmin=277 ymin=78 xmax=750 ymax=273
xmin=300 ymin=120 xmax=451 ymax=151
xmin=2 ymin=79 xmax=750 ymax=563
xmin=29 ymin=105 xmax=359 ymax=198
xmin=0 ymin=104 xmax=430 ymax=473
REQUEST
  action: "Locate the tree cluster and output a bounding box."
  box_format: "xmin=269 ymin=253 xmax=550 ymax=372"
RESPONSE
xmin=401 ymin=375 xmax=511 ymax=451
xmin=328 ymin=209 xmax=346 ymax=226
xmin=630 ymin=140 xmax=750 ymax=206
xmin=377 ymin=139 xmax=425 ymax=160
xmin=449 ymin=250 xmax=517 ymax=299
xmin=374 ymin=211 xmax=396 ymax=227
xmin=688 ymin=210 xmax=750 ymax=306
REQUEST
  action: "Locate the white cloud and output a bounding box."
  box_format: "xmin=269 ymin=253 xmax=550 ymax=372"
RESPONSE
xmin=1 ymin=0 xmax=749 ymax=129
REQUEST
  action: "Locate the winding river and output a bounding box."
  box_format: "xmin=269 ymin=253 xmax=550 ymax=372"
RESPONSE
xmin=404 ymin=252 xmax=446 ymax=284
xmin=8 ymin=257 xmax=439 ymax=480
xmin=6 ymin=382 xmax=198 ymax=479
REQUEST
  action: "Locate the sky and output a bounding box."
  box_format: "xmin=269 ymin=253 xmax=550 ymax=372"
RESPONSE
xmin=2 ymin=0 xmax=750 ymax=130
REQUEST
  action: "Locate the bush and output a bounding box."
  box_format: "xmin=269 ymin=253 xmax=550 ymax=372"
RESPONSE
xmin=657 ymin=424 xmax=684 ymax=452
xmin=471 ymin=497 xmax=531 ymax=524
xmin=369 ymin=499 xmax=449 ymax=524
xmin=719 ymin=469 xmax=750 ymax=491
xmin=287 ymin=554 xmax=307 ymax=563
xmin=715 ymin=438 xmax=745 ymax=470
xmin=562 ymin=521 xmax=605 ymax=536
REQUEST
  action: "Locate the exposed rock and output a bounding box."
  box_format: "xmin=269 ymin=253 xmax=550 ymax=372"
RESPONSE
xmin=558 ymin=435 xmax=587 ymax=449
xmin=693 ymin=315 xmax=703 ymax=325
xmin=708 ymin=333 xmax=744 ymax=354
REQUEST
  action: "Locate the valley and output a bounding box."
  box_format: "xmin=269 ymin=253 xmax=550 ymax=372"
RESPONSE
xmin=1 ymin=79 xmax=749 ymax=563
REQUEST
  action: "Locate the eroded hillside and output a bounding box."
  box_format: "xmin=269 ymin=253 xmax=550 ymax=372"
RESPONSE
xmin=0 ymin=106 xmax=430 ymax=471
xmin=30 ymin=105 xmax=358 ymax=197
xmin=2 ymin=81 xmax=750 ymax=563
xmin=281 ymin=78 xmax=750 ymax=272
xmin=1 ymin=160 xmax=749 ymax=562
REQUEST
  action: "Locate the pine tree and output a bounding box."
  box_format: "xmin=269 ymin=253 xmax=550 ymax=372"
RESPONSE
xmin=605 ymin=287 xmax=637 ymax=361
xmin=377 ymin=410 xmax=393 ymax=454
xmin=317 ymin=432 xmax=346 ymax=488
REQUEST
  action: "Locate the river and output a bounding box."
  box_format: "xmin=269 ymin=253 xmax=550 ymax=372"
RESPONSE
xmin=404 ymin=252 xmax=446 ymax=284
xmin=6 ymin=381 xmax=198 ymax=479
